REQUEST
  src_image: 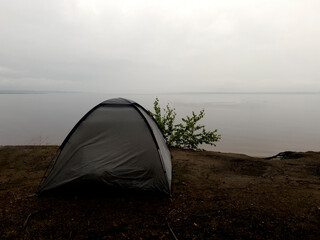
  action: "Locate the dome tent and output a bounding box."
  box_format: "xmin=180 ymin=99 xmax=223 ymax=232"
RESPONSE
xmin=38 ymin=98 xmax=172 ymax=195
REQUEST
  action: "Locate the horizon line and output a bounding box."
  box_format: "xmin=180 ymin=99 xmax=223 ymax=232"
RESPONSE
xmin=1 ymin=90 xmax=320 ymax=95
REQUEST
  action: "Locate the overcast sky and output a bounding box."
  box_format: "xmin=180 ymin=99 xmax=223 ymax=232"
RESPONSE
xmin=0 ymin=0 xmax=319 ymax=93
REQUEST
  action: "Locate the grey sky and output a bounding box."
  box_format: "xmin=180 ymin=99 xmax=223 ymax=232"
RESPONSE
xmin=0 ymin=0 xmax=319 ymax=93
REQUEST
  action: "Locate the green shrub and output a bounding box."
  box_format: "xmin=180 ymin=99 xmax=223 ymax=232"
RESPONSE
xmin=149 ymin=98 xmax=221 ymax=150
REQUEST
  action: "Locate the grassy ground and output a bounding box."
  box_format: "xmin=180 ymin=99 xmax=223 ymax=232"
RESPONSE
xmin=0 ymin=146 xmax=319 ymax=239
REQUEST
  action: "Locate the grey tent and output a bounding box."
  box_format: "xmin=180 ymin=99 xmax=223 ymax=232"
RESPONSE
xmin=39 ymin=98 xmax=172 ymax=195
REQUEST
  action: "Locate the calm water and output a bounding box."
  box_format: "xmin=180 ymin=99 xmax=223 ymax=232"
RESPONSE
xmin=0 ymin=92 xmax=319 ymax=156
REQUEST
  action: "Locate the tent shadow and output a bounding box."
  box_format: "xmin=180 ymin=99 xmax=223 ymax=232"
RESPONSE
xmin=38 ymin=181 xmax=170 ymax=199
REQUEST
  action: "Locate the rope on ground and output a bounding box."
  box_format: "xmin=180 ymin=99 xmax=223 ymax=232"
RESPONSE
xmin=166 ymin=209 xmax=178 ymax=240
xmin=23 ymin=211 xmax=38 ymax=230
xmin=167 ymin=222 xmax=178 ymax=240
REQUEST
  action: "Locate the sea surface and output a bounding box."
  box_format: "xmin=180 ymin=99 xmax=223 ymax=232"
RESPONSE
xmin=1 ymin=92 xmax=319 ymax=157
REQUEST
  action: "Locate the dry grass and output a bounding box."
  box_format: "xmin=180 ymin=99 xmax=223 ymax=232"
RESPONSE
xmin=0 ymin=146 xmax=319 ymax=239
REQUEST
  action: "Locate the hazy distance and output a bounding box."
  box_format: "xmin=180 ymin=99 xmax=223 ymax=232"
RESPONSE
xmin=0 ymin=0 xmax=319 ymax=93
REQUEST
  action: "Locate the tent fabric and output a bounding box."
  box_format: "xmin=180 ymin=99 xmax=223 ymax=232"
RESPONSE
xmin=137 ymin=106 xmax=172 ymax=188
xmin=39 ymin=98 xmax=172 ymax=195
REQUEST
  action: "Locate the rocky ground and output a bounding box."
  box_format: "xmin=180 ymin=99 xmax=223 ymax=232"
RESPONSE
xmin=0 ymin=146 xmax=319 ymax=239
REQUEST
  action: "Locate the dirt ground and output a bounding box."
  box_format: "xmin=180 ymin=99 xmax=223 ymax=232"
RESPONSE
xmin=0 ymin=146 xmax=319 ymax=239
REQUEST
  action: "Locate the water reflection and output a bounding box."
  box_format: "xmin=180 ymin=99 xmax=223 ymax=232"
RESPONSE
xmin=1 ymin=92 xmax=319 ymax=156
